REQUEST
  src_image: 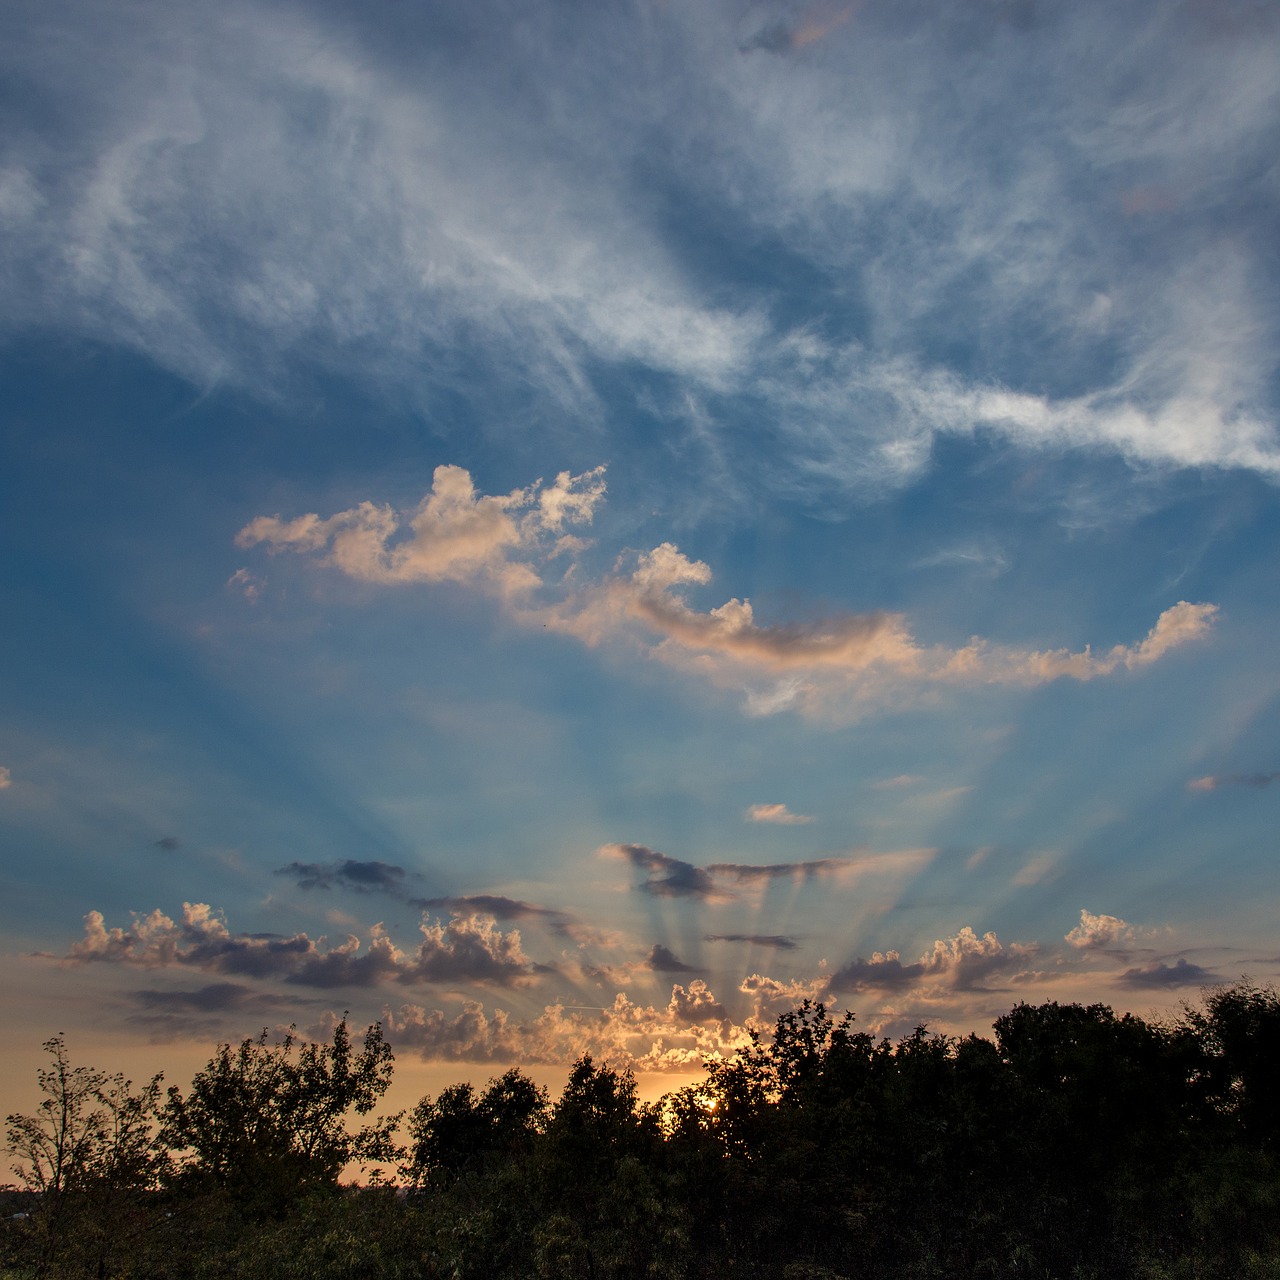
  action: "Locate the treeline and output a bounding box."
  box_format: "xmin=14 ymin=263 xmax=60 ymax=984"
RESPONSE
xmin=4 ymin=983 xmax=1280 ymax=1279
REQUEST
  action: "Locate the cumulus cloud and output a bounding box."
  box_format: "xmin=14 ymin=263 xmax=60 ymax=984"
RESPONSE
xmin=601 ymin=842 xmax=932 ymax=900
xmin=746 ymin=802 xmax=814 ymax=824
xmin=1188 ymin=772 xmax=1280 ymax=792
xmin=238 ymin=465 xmax=606 ymax=600
xmin=243 ymin=465 xmax=1218 ymax=722
xmin=383 ymin=980 xmax=745 ymax=1072
xmin=834 ymin=926 xmax=1035 ymax=993
xmin=1065 ymin=909 xmax=1143 ymax=950
xmin=63 ymin=904 xmax=540 ymax=989
xmin=739 ymin=972 xmax=833 ymax=1023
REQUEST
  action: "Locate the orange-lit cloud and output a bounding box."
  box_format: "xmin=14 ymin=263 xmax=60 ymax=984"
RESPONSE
xmin=240 ymin=465 xmax=1219 ymax=723
xmin=383 ymin=980 xmax=750 ymax=1072
xmin=835 ymin=925 xmax=1036 ymax=993
xmin=237 ymin=464 xmax=606 ymax=600
xmin=746 ymin=802 xmax=814 ymax=824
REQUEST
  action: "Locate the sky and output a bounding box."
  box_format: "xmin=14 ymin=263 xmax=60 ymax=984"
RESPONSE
xmin=2 ymin=0 xmax=1279 ymax=1109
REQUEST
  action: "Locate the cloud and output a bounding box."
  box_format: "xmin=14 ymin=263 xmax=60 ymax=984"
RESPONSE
xmin=871 ymin=774 xmax=922 ymax=790
xmin=410 ymin=895 xmax=562 ymax=921
xmin=739 ymin=973 xmax=833 ymax=1023
xmin=1188 ymin=772 xmax=1280 ymax=792
xmin=276 ymin=859 xmax=410 ymax=895
xmin=4 ymin=0 xmax=1278 ymax=508
xmin=746 ymin=802 xmax=814 ymax=824
xmin=834 ymin=926 xmax=1035 ymax=993
xmin=226 ymin=567 xmax=264 ymax=602
xmin=244 ymin=465 xmax=1218 ymax=722
xmin=131 ymin=982 xmax=295 ymax=1014
xmin=600 ymin=843 xmax=720 ymax=900
xmin=383 ymin=980 xmax=745 ymax=1071
xmin=62 ymin=904 xmax=541 ymax=989
xmin=238 ymin=465 xmax=606 ymax=600
xmin=645 ymin=944 xmax=698 ymax=974
xmin=1011 ymin=854 xmax=1056 ymax=887
xmin=739 ymin=2 xmax=859 ymax=55
xmin=602 ymin=842 xmax=932 ymax=900
xmin=1065 ymin=909 xmax=1142 ymax=950
xmin=0 ymin=766 xmax=10 ymax=790
xmin=155 ymin=836 xmax=180 ymax=852
xmin=705 ymin=934 xmax=799 ymax=951
xmin=1118 ymin=958 xmax=1219 ymax=989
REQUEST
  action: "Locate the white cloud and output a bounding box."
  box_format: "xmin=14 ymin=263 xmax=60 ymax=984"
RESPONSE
xmin=2 ymin=1 xmax=1276 ymax=496
xmin=1065 ymin=909 xmax=1144 ymax=951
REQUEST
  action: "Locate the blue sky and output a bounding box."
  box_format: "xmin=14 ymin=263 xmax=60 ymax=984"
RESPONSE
xmin=2 ymin=0 xmax=1279 ymax=1095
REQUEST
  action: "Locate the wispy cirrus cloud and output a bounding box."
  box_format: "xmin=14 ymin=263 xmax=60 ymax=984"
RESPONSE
xmin=1188 ymin=772 xmax=1280 ymax=792
xmin=4 ymin=0 xmax=1277 ymax=504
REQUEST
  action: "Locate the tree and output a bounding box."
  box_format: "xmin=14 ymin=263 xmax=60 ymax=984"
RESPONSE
xmin=161 ymin=1018 xmax=398 ymax=1217
xmin=5 ymin=1034 xmax=164 ymax=1279
xmin=403 ymin=1068 xmax=548 ymax=1188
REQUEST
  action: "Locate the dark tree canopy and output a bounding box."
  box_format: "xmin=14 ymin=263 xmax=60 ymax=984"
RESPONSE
xmin=6 ymin=984 xmax=1280 ymax=1280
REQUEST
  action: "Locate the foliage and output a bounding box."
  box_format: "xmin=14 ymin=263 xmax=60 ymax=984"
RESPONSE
xmin=9 ymin=985 xmax=1280 ymax=1278
xmin=4 ymin=1034 xmax=165 ymax=1279
xmin=161 ymin=1018 xmax=398 ymax=1217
